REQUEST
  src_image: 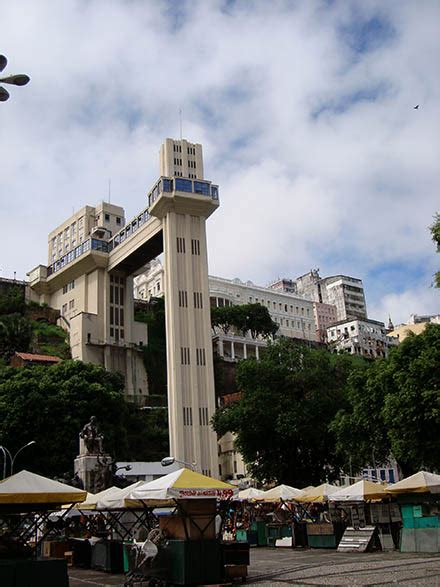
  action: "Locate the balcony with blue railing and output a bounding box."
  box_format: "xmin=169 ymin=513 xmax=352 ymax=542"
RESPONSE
xmin=47 ymin=238 xmax=109 ymax=276
xmin=108 ymin=176 xmax=219 ymax=253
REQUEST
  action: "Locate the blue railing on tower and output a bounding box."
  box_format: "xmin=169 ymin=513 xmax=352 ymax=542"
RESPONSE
xmin=110 ymin=176 xmax=219 ymax=251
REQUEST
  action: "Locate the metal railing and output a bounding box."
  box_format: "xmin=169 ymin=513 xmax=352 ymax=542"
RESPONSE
xmin=47 ymin=175 xmax=220 ymax=272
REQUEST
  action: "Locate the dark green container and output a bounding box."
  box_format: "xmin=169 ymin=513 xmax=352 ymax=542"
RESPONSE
xmin=308 ymin=535 xmax=338 ymax=549
xmin=153 ymin=539 xmax=222 ymax=585
xmin=256 ymin=521 xmax=267 ymax=546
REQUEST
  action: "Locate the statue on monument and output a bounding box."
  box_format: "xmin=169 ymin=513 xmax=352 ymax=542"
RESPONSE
xmin=79 ymin=416 xmax=104 ymax=455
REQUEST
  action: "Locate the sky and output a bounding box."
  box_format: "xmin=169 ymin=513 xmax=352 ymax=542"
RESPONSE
xmin=1 ymin=0 xmax=439 ymax=325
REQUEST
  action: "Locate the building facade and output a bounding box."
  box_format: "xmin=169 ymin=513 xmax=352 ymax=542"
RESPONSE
xmin=293 ymin=270 xmax=367 ymax=322
xmin=313 ymin=301 xmax=338 ymax=343
xmin=28 ymin=201 xmax=149 ymax=404
xmin=327 ymin=318 xmax=398 ymax=358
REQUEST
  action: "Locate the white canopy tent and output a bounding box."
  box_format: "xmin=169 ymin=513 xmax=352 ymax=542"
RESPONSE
xmin=296 ymin=483 xmax=340 ymax=503
xmin=96 ymin=481 xmax=145 ymax=510
xmin=127 ymin=468 xmax=238 ymax=506
xmin=328 ymin=480 xmax=388 ymax=502
xmin=255 ymin=484 xmax=304 ymax=502
xmin=0 ymin=470 xmax=86 ymax=506
xmin=387 ymin=471 xmax=440 ymax=494
xmin=235 ymin=487 xmax=264 ymax=501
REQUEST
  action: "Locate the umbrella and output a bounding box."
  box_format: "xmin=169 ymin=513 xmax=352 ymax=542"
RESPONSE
xmin=255 ymin=484 xmax=304 ymax=502
xmin=328 ymin=480 xmax=388 ymax=502
xmin=126 ymin=468 xmax=238 ymax=506
xmin=386 ymin=471 xmax=440 ymax=494
xmin=296 ymin=483 xmax=340 ymax=503
xmin=0 ymin=470 xmax=86 ymax=505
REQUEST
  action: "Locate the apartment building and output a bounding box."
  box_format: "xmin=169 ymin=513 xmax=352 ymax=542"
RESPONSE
xmin=293 ymin=270 xmax=367 ymax=321
xmin=327 ymin=318 xmax=398 ymax=358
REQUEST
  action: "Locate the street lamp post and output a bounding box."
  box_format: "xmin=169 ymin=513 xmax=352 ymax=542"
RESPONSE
xmin=0 ymin=55 xmax=30 ymax=102
xmin=0 ymin=446 xmax=12 ymax=480
xmin=161 ymin=456 xmax=197 ymax=472
xmin=0 ymin=441 xmax=36 ymax=479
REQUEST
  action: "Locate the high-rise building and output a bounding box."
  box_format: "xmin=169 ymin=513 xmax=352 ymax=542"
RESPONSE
xmin=292 ymin=270 xmax=367 ymax=322
xmin=28 ymin=138 xmax=220 ymax=476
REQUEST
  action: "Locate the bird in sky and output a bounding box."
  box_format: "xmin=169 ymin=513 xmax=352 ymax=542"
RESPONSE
xmin=414 ymin=105 xmax=420 ymax=109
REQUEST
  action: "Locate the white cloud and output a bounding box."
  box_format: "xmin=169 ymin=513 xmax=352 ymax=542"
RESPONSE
xmin=369 ymin=285 xmax=439 ymax=326
xmin=0 ymin=0 xmax=439 ymax=320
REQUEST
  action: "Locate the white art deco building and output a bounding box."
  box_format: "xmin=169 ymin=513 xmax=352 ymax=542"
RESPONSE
xmin=28 ymin=138 xmax=220 ymax=477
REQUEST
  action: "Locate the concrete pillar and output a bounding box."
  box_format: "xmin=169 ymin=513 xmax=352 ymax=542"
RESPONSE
xmin=150 ymin=188 xmax=219 ymax=477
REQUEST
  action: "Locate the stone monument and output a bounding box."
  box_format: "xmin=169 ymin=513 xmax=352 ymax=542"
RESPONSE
xmin=74 ymin=416 xmax=113 ymax=493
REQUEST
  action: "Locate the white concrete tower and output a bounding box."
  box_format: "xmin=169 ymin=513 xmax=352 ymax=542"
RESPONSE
xmin=151 ymin=138 xmax=218 ymax=477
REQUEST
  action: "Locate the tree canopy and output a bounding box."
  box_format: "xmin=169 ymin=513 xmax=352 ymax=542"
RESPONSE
xmin=0 ymin=360 xmax=169 ymax=478
xmin=212 ymin=337 xmax=359 ymax=487
xmin=332 ymin=323 xmax=440 ymax=476
xmin=211 ymin=303 xmax=278 ymax=339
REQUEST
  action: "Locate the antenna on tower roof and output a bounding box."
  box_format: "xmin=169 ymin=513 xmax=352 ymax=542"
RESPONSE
xmin=179 ymin=107 xmax=183 ymax=140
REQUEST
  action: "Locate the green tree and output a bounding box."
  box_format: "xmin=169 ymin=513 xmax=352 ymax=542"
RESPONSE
xmin=0 ymin=361 xmax=167 ymax=478
xmin=211 ymin=305 xmax=238 ymax=335
xmin=382 ymin=324 xmax=440 ymax=475
xmin=332 ymin=324 xmax=440 ymax=476
xmin=0 ymin=313 xmax=33 ymax=362
xmin=430 ymin=213 xmax=440 ymax=287
xmin=211 ymin=303 xmax=278 ymax=339
xmin=212 ymin=338 xmax=358 ymax=487
xmin=330 ymin=360 xmax=391 ymax=475
xmin=125 ymin=405 xmax=169 ymax=462
xmin=135 ymin=297 xmax=167 ymax=398
xmin=0 ymin=285 xmax=26 ymax=316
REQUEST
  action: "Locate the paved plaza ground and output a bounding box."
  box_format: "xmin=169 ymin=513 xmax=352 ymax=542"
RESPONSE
xmin=68 ymin=547 xmax=440 ymax=586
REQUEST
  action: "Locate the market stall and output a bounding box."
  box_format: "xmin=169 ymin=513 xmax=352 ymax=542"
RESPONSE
xmin=387 ymin=471 xmax=440 ymax=553
xmin=74 ymin=481 xmax=159 ymax=573
xmin=296 ymin=483 xmax=343 ymax=548
xmin=221 ymin=487 xmax=264 ymax=545
xmin=124 ymin=467 xmax=240 ymax=586
xmin=0 ymin=470 xmax=86 ymax=586
xmin=328 ymin=480 xmax=395 ymax=552
xmin=254 ymin=484 xmax=305 ymax=547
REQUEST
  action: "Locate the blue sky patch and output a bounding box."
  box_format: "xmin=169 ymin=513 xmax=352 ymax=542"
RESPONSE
xmin=340 ymin=14 xmax=395 ymax=55
xmin=311 ymin=82 xmax=390 ymax=119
